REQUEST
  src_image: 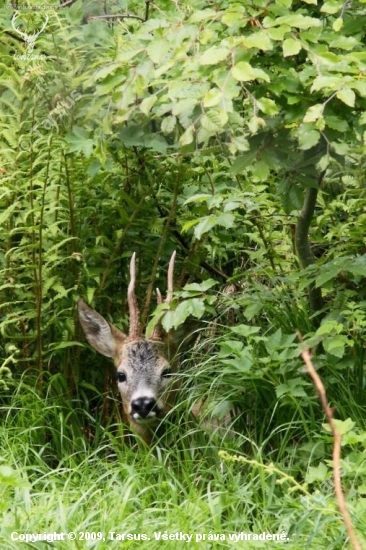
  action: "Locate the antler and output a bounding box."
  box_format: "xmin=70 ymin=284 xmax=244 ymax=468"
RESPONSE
xmin=150 ymin=251 xmax=176 ymax=341
xmin=166 ymin=250 xmax=176 ymax=304
xmin=127 ymin=252 xmax=141 ymax=340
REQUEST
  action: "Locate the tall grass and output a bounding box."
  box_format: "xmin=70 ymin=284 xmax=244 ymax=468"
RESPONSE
xmin=1 ymin=358 xmax=365 ymax=550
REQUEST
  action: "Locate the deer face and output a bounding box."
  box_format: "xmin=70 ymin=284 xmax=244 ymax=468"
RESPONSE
xmin=78 ymin=252 xmax=177 ymax=443
xmin=116 ymin=340 xmax=176 ymax=423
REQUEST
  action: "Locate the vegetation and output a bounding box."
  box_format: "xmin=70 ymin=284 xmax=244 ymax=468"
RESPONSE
xmin=1 ymin=0 xmax=366 ymax=547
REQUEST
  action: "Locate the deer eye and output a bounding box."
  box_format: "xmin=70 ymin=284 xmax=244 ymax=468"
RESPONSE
xmin=162 ymin=368 xmax=173 ymax=378
xmin=117 ymin=372 xmax=127 ymax=383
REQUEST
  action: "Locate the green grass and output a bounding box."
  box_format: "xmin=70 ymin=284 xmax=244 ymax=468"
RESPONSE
xmin=1 ymin=369 xmax=365 ymax=550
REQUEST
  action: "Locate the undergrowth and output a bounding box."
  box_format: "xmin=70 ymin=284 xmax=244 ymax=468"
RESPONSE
xmin=1 ymin=362 xmax=365 ymax=550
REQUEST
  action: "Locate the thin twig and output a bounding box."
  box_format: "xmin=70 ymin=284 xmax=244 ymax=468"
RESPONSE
xmin=298 ymin=334 xmax=361 ymax=550
xmin=144 ymin=0 xmax=151 ymax=22
xmin=88 ymin=14 xmax=144 ymax=22
xmin=59 ymin=0 xmax=76 ymax=7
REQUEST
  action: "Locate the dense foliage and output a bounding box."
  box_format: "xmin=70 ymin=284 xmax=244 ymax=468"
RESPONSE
xmin=1 ymin=0 xmax=366 ymax=548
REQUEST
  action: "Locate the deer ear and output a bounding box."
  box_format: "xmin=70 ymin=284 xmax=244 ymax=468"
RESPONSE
xmin=78 ymin=298 xmax=127 ymax=358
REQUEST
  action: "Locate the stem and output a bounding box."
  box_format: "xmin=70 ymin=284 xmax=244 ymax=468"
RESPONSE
xmin=27 ymin=115 xmax=43 ymax=376
xmin=252 ymin=216 xmax=277 ymax=273
xmin=295 ymin=173 xmax=325 ymax=314
xmin=298 ymin=339 xmax=362 ymax=550
xmin=144 ymin=0 xmax=150 ymax=22
xmin=64 ymin=155 xmax=77 ymax=252
xmin=141 ymin=180 xmax=179 ymax=326
xmin=98 ymin=188 xmax=152 ymax=294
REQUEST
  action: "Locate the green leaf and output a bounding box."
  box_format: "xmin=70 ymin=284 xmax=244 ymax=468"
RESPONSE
xmin=139 ymin=96 xmax=157 ymax=115
xmin=331 ymin=141 xmax=349 ymax=155
xmin=164 ymin=298 xmax=206 ymax=331
xmin=315 ymin=266 xmax=339 ymax=287
xmin=193 ymin=216 xmax=215 ymax=239
xmin=221 ymin=355 xmax=254 ymax=374
xmin=333 ymin=17 xmax=343 ymax=31
xmin=161 ymin=115 xmax=177 ymax=134
xmin=230 ymin=135 xmax=251 ymax=152
xmin=231 ymin=325 xmax=261 ymax=337
xmin=244 ymin=301 xmax=263 ymax=320
xmin=332 ymin=418 xmax=356 ymax=435
xmin=353 ymin=81 xmax=366 ymax=97
xmin=203 ymin=88 xmax=222 ymax=108
xmin=257 ymin=97 xmax=278 ymax=115
xmin=96 ymin=72 xmax=126 ymax=95
xmin=193 ymin=212 xmax=235 ymax=239
xmin=321 ymin=0 xmax=343 ymax=14
xmin=303 ymin=104 xmax=324 ymax=123
xmin=276 ymin=379 xmax=307 ymax=399
xmin=179 ymin=125 xmax=194 ymax=146
xmin=323 ymin=336 xmax=349 ymax=357
xmin=263 ymin=14 xmax=322 ymax=29
xmin=242 ymin=31 xmax=272 ymax=51
xmin=325 ymin=115 xmax=348 ymax=132
xmin=199 ymin=46 xmax=230 ymax=66
xmin=222 ymin=8 xmax=246 ymax=27
xmin=147 ymin=38 xmax=170 ymax=64
xmin=311 ymin=75 xmax=344 ymax=93
xmin=316 ymin=320 xmax=343 ymax=337
xmin=330 ymin=35 xmax=357 ymax=50
xmin=336 ymin=88 xmax=355 ymax=107
xmin=183 ymin=279 xmax=218 ymax=292
xmin=231 ymin=151 xmax=257 ymax=174
xmin=232 ymin=62 xmax=270 ymax=82
xmin=265 ymin=328 xmax=283 ymax=353
xmin=252 ymin=160 xmax=270 ymax=181
xmin=215 ymin=212 xmax=235 ymax=229
xmin=283 ymin=38 xmax=301 ymax=57
xmin=65 ymin=128 xmax=94 ymax=157
xmin=298 ymin=129 xmax=320 ymax=150
xmin=201 ymin=109 xmax=228 ymax=131
xmin=219 ymin=340 xmax=245 ymax=357
xmin=189 ymin=9 xmax=217 ymax=22
xmin=305 ymin=463 xmax=329 ymax=483
xmin=347 ymin=255 xmax=366 ymax=277
xmin=184 ymin=193 xmax=212 ymax=205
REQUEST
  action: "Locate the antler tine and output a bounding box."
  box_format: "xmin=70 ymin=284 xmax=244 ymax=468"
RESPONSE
xmin=127 ymin=252 xmax=141 ymax=339
xmin=156 ymin=288 xmax=163 ymax=305
xmin=150 ymin=252 xmax=176 ymax=342
xmin=150 ymin=287 xmax=163 ymax=341
xmin=165 ymin=250 xmax=176 ymax=304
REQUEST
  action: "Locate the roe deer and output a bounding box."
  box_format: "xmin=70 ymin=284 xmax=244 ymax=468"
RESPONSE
xmin=78 ymin=252 xmax=178 ymax=444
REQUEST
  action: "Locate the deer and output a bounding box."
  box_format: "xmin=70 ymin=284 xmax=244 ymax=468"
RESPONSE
xmin=77 ymin=252 xmax=179 ymax=444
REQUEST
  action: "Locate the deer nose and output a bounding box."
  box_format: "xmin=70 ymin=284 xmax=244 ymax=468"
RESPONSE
xmin=131 ymin=397 xmax=157 ymax=419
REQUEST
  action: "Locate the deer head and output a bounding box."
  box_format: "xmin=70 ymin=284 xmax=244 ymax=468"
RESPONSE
xmin=78 ymin=252 xmax=177 ymax=444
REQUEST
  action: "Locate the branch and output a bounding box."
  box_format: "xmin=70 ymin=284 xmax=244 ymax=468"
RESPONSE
xmin=298 ymin=336 xmax=361 ymax=550
xmin=87 ymin=14 xmax=144 ymax=22
xmin=170 ymin=229 xmax=229 ymax=281
xmin=59 ymin=0 xmax=77 ymax=7
xmin=144 ymin=0 xmax=151 ymax=22
xmin=295 ymin=171 xmax=325 ymax=315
